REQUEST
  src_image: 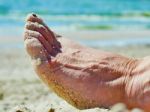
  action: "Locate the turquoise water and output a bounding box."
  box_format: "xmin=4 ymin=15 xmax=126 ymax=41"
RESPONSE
xmin=0 ymin=0 xmax=150 ymax=48
xmin=1 ymin=37 xmax=150 ymax=49
xmin=1 ymin=0 xmax=150 ymax=30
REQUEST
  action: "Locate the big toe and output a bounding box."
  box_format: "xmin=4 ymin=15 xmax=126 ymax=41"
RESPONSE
xmin=24 ymin=30 xmax=52 ymax=76
xmin=24 ymin=31 xmax=48 ymax=59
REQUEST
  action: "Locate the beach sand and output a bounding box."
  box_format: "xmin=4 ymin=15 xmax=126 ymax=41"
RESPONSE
xmin=0 ymin=30 xmax=149 ymax=112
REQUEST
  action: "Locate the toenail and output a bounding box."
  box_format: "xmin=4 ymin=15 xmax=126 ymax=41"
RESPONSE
xmin=32 ymin=13 xmax=37 ymax=17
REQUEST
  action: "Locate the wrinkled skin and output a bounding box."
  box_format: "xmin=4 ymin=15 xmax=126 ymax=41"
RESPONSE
xmin=24 ymin=14 xmax=150 ymax=111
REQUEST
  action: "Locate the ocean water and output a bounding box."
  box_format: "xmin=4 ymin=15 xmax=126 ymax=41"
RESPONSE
xmin=0 ymin=0 xmax=150 ymax=47
xmin=0 ymin=0 xmax=150 ymax=30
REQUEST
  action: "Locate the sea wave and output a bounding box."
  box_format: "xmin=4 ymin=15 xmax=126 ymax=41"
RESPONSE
xmin=1 ymin=11 xmax=150 ymax=18
xmin=1 ymin=0 xmax=150 ymax=30
xmin=1 ymin=14 xmax=150 ymax=30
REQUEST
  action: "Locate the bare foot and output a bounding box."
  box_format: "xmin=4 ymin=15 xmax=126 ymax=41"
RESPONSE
xmin=24 ymin=14 xmax=150 ymax=111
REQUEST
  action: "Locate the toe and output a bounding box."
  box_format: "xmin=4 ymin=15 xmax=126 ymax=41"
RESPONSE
xmin=26 ymin=13 xmax=43 ymax=24
xmin=24 ymin=30 xmax=52 ymax=54
xmin=24 ymin=36 xmax=52 ymax=80
xmin=26 ymin=14 xmax=55 ymax=44
xmin=24 ymin=34 xmax=50 ymax=61
xmin=26 ymin=13 xmax=61 ymax=50
xmin=25 ymin=22 xmax=61 ymax=55
xmin=25 ymin=21 xmax=54 ymax=46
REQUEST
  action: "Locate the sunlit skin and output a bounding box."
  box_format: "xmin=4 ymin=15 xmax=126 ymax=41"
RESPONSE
xmin=24 ymin=14 xmax=150 ymax=111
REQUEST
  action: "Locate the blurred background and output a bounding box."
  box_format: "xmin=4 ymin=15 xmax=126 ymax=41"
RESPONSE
xmin=0 ymin=0 xmax=150 ymax=112
xmin=1 ymin=0 xmax=150 ymax=47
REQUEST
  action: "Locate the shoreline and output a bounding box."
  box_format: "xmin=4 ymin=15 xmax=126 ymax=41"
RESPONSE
xmin=1 ymin=29 xmax=150 ymax=42
xmin=1 ymin=29 xmax=150 ymax=40
xmin=57 ymin=29 xmax=150 ymax=39
xmin=0 ymin=29 xmax=150 ymax=49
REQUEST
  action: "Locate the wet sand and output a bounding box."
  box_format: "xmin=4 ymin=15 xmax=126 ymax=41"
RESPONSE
xmin=0 ymin=31 xmax=149 ymax=112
